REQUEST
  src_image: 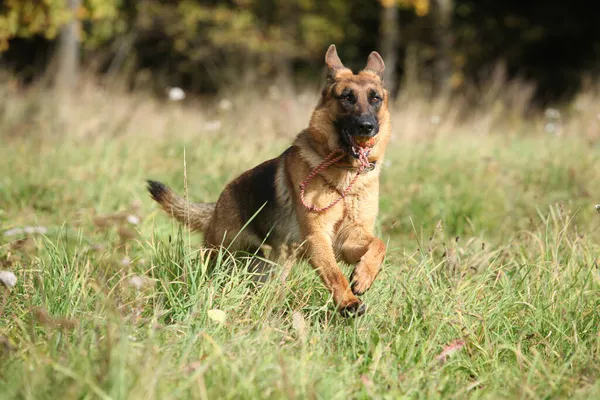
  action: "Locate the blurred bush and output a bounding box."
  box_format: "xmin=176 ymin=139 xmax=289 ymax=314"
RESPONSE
xmin=1 ymin=0 xmax=599 ymax=103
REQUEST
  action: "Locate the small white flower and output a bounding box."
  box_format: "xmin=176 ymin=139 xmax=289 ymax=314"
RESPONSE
xmin=168 ymin=87 xmax=186 ymax=101
xmin=204 ymin=120 xmax=222 ymax=131
xmin=3 ymin=228 xmax=23 ymax=237
xmin=121 ymin=256 xmax=132 ymax=267
xmin=128 ymin=275 xmax=152 ymax=290
xmin=544 ymin=108 xmax=561 ymax=119
xmin=218 ymin=99 xmax=232 ymax=111
xmin=126 ymin=215 xmax=140 ymax=225
xmin=0 ymin=271 xmax=17 ymax=288
xmin=3 ymin=226 xmax=47 ymax=237
xmin=268 ymin=85 xmax=281 ymax=100
xmin=91 ymin=244 xmax=105 ymax=252
xmin=545 ymin=122 xmax=558 ymax=134
xmin=128 ymin=275 xmax=144 ymax=290
xmin=23 ymin=226 xmax=47 ymax=235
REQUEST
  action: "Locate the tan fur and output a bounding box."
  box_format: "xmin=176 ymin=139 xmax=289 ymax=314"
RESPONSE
xmin=148 ymin=45 xmax=391 ymax=316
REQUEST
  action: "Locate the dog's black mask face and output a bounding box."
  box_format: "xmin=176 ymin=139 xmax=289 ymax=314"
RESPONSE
xmin=333 ymin=86 xmax=382 ymax=158
xmin=319 ymin=45 xmax=387 ymax=160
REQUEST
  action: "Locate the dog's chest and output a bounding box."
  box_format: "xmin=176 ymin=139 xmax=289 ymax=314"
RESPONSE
xmin=334 ymin=183 xmax=378 ymax=236
xmin=343 ymin=195 xmax=361 ymax=223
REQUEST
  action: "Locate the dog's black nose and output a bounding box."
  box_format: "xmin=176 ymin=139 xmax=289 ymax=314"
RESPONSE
xmin=359 ymin=121 xmax=374 ymax=135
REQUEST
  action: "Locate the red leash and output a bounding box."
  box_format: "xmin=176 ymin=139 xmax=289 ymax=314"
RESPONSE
xmin=299 ymin=147 xmax=372 ymax=212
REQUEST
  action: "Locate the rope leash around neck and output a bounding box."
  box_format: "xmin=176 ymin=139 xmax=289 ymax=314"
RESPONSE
xmin=299 ymin=147 xmax=373 ymax=212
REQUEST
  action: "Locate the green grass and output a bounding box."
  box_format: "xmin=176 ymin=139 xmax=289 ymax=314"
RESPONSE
xmin=1 ymin=100 xmax=600 ymax=399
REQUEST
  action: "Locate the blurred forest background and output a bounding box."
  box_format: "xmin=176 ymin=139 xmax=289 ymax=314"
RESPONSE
xmin=2 ymin=0 xmax=600 ymax=105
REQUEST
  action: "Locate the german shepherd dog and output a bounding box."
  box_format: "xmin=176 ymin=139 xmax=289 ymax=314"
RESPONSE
xmin=148 ymin=45 xmax=391 ymax=316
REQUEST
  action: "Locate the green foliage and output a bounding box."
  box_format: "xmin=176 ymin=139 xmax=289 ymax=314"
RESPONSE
xmin=82 ymin=0 xmax=127 ymax=47
xmin=2 ymin=0 xmax=599 ymax=101
xmin=381 ymin=0 xmax=430 ymax=16
xmin=0 ymin=0 xmax=70 ymax=50
xmin=0 ymin=0 xmax=347 ymax=60
xmin=0 ymin=0 xmax=124 ymax=50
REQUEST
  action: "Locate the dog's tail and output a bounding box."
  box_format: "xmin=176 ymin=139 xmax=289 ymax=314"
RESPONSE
xmin=146 ymin=180 xmax=215 ymax=233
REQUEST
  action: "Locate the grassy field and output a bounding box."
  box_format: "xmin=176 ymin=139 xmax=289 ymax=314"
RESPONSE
xmin=1 ymin=86 xmax=600 ymax=399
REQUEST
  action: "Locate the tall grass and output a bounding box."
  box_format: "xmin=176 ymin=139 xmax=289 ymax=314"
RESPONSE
xmin=1 ymin=80 xmax=599 ymax=399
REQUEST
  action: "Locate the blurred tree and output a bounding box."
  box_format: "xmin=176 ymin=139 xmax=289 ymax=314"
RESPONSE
xmin=379 ymin=0 xmax=432 ymax=96
xmin=131 ymin=0 xmax=350 ymax=92
xmin=379 ymin=0 xmax=400 ymax=94
xmin=0 ymin=0 xmax=124 ymax=86
xmin=1 ymin=0 xmax=599 ymax=103
xmin=0 ymin=0 xmax=71 ymax=51
xmin=56 ymin=0 xmax=81 ymax=91
xmin=431 ymin=0 xmax=453 ymax=94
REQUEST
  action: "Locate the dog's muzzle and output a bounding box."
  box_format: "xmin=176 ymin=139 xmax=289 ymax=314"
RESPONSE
xmin=337 ymin=115 xmax=379 ymax=159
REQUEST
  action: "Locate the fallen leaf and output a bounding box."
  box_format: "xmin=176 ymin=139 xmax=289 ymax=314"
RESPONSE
xmin=436 ymin=339 xmax=465 ymax=364
xmin=360 ymin=374 xmax=373 ymax=388
xmin=207 ymin=309 xmax=226 ymax=324
xmin=0 ymin=335 xmax=16 ymax=353
xmin=292 ymin=311 xmax=307 ymax=340
xmin=183 ymin=361 xmax=203 ymax=374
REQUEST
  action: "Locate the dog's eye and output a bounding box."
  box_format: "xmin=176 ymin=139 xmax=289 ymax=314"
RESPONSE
xmin=371 ymin=95 xmax=381 ymax=104
xmin=342 ymin=93 xmax=355 ymax=103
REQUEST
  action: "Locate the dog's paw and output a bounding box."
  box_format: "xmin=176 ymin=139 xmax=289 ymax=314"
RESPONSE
xmin=350 ymin=263 xmax=378 ymax=296
xmin=339 ymin=299 xmax=367 ymax=317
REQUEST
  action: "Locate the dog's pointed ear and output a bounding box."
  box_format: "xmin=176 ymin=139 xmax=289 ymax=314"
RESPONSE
xmin=363 ymin=51 xmax=385 ymax=81
xmin=325 ymin=44 xmax=346 ymax=82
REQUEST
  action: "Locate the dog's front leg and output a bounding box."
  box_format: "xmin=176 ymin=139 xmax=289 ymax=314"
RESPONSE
xmin=340 ymin=229 xmax=386 ymax=295
xmin=305 ymin=232 xmax=366 ymax=316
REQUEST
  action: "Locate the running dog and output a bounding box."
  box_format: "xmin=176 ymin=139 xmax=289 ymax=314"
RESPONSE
xmin=148 ymin=44 xmax=391 ymax=316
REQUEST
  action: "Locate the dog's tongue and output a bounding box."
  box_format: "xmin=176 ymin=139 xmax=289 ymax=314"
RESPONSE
xmin=353 ymin=135 xmax=377 ymax=148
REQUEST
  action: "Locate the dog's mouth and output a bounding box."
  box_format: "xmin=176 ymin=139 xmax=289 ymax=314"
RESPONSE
xmin=342 ymin=132 xmax=378 ymax=159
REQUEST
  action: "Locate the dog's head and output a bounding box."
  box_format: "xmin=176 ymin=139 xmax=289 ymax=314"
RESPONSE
xmin=309 ymin=45 xmax=391 ymax=163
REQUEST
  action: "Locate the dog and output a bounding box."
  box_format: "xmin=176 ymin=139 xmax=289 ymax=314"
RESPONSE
xmin=147 ymin=44 xmax=391 ymax=316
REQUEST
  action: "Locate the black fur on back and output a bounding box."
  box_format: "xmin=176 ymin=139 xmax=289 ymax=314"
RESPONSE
xmin=230 ymin=158 xmax=279 ymax=240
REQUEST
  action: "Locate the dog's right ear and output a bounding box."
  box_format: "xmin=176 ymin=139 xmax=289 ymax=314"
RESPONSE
xmin=325 ymin=45 xmax=347 ymax=83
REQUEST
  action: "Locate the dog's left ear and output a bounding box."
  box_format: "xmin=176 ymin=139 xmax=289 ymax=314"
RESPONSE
xmin=363 ymin=51 xmax=385 ymax=81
